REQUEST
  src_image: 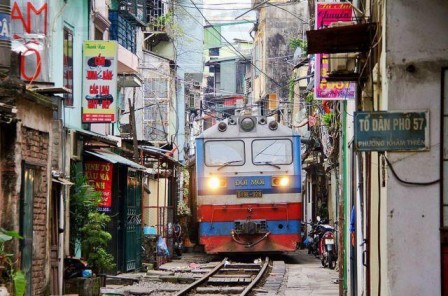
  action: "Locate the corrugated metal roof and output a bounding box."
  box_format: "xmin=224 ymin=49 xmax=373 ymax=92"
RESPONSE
xmin=85 ymin=150 xmax=147 ymax=171
xmin=67 ymin=127 xmax=120 ymax=146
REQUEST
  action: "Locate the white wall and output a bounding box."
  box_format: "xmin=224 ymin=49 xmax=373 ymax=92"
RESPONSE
xmin=384 ymin=1 xmax=448 ymax=295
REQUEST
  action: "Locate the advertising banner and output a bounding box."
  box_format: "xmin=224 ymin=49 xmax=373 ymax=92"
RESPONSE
xmin=11 ymin=0 xmax=49 ymax=82
xmin=315 ymin=3 xmax=355 ymax=100
xmin=85 ymin=161 xmax=113 ymax=212
xmin=82 ymin=40 xmax=117 ymax=123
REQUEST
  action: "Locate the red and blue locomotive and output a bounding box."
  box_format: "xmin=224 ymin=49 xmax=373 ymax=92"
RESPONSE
xmin=195 ymin=115 xmax=302 ymax=253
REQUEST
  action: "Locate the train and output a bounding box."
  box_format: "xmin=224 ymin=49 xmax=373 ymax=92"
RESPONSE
xmin=195 ymin=115 xmax=302 ymax=253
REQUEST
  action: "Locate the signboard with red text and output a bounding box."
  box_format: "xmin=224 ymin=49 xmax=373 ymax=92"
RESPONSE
xmin=85 ymin=161 xmax=113 ymax=212
xmin=82 ymin=41 xmax=117 ymax=122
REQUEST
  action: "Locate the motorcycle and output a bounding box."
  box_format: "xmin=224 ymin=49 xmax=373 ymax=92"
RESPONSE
xmin=173 ymin=222 xmax=183 ymax=256
xmin=303 ymin=220 xmax=321 ymax=256
xmin=316 ymin=217 xmax=337 ymax=269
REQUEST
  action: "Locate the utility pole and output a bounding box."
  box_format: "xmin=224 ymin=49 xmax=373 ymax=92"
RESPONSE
xmin=128 ymin=88 xmax=139 ymax=162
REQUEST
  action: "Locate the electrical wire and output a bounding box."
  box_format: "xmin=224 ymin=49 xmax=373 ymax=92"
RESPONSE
xmin=187 ymin=0 xmax=299 ymax=96
xmin=382 ymin=154 xmax=440 ymax=186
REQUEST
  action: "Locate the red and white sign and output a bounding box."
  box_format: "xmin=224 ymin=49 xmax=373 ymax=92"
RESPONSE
xmin=85 ymin=161 xmax=113 ymax=212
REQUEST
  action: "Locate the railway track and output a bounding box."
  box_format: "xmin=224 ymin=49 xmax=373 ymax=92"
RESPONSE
xmin=174 ymin=256 xmax=270 ymax=295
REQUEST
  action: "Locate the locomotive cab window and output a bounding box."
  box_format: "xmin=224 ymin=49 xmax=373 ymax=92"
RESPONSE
xmin=252 ymin=139 xmax=293 ymax=165
xmin=204 ymin=140 xmax=245 ymax=166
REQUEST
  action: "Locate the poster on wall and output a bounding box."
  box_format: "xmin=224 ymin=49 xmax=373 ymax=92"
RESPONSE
xmin=85 ymin=161 xmax=113 ymax=213
xmin=82 ymin=40 xmax=117 ymax=123
xmin=314 ymin=2 xmax=356 ymax=100
xmin=10 ymin=0 xmax=49 ymax=82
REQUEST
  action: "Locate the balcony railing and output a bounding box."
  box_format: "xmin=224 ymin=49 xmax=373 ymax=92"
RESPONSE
xmin=118 ymin=0 xmax=147 ymax=26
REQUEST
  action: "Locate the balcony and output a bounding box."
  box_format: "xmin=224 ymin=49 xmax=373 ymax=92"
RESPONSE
xmin=118 ymin=0 xmax=147 ymax=27
xmin=118 ymin=44 xmax=139 ymax=74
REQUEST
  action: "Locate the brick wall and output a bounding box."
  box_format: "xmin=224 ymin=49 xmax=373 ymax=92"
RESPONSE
xmin=21 ymin=127 xmax=49 ymax=295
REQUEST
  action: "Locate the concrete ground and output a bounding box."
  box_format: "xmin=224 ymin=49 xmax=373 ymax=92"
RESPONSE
xmin=280 ymin=250 xmax=340 ymax=296
xmin=100 ymin=250 xmax=339 ymax=295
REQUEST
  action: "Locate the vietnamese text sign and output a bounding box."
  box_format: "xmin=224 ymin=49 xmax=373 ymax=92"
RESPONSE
xmin=314 ymin=3 xmax=356 ymax=100
xmin=82 ymin=40 xmax=117 ymax=123
xmin=11 ymin=0 xmax=49 ymax=82
xmin=354 ymin=111 xmax=429 ymax=151
xmin=85 ymin=161 xmax=113 ymax=212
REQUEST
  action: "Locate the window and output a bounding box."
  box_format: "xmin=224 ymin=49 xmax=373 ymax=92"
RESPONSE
xmin=147 ymin=0 xmax=165 ymax=22
xmin=109 ymin=11 xmax=136 ymax=53
xmin=204 ymin=140 xmax=245 ymax=166
xmin=252 ymin=139 xmax=293 ymax=165
xmin=63 ymin=28 xmax=73 ymax=106
xmin=144 ymin=78 xmax=168 ymax=98
xmin=143 ymin=99 xmax=168 ymax=121
xmin=189 ymin=94 xmax=195 ymax=108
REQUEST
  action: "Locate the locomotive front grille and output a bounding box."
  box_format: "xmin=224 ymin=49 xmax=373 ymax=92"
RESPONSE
xmin=234 ymin=219 xmax=268 ymax=235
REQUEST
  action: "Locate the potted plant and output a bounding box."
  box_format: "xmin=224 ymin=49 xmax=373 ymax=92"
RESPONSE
xmin=0 ymin=229 xmax=26 ymax=296
xmin=80 ymin=213 xmax=116 ymax=275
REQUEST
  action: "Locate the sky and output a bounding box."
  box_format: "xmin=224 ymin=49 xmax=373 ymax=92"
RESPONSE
xmin=202 ymin=0 xmax=256 ymax=42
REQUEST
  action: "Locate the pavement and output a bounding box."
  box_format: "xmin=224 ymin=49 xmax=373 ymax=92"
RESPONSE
xmin=279 ymin=250 xmax=340 ymax=296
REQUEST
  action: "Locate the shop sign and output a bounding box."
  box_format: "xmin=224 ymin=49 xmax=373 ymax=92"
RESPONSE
xmin=85 ymin=161 xmax=113 ymax=212
xmin=314 ymin=2 xmax=356 ymax=100
xmin=354 ymin=111 xmax=429 ymax=151
xmin=10 ymin=0 xmax=49 ymax=81
xmin=82 ymin=40 xmax=117 ymax=123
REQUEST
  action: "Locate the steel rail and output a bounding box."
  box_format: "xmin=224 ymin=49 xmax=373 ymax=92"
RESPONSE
xmin=174 ymin=257 xmax=228 ymax=296
xmin=240 ymin=256 xmax=270 ymax=296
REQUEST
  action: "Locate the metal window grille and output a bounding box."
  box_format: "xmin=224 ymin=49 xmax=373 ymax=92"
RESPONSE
xmin=147 ymin=0 xmax=165 ymax=21
xmin=109 ymin=11 xmax=137 ymax=54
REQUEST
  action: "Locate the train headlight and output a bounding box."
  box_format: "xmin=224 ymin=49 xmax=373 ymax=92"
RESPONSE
xmin=272 ymin=176 xmax=289 ymax=187
xmin=208 ymin=176 xmax=227 ymax=189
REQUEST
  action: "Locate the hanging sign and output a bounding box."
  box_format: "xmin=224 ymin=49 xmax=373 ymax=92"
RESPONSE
xmin=85 ymin=161 xmax=114 ymax=212
xmin=354 ymin=111 xmax=429 ymax=151
xmin=82 ymin=40 xmax=117 ymax=123
xmin=314 ymin=2 xmax=356 ymax=100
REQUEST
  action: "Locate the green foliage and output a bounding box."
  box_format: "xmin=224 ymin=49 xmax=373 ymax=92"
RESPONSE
xmin=322 ymin=112 xmax=334 ymax=127
xmin=288 ymin=76 xmax=296 ymax=100
xmin=81 ymin=213 xmax=116 ymax=274
xmin=70 ymin=171 xmax=102 ymax=255
xmin=12 ymin=271 xmax=26 ymax=296
xmin=289 ymin=38 xmax=308 ymax=53
xmin=0 ymin=229 xmax=26 ymax=296
xmin=305 ymin=92 xmax=314 ymax=103
xmin=149 ymin=12 xmax=184 ymax=38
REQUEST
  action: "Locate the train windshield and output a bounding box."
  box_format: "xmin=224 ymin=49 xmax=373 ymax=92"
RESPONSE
xmin=204 ymin=140 xmax=245 ymax=166
xmin=252 ymin=139 xmax=293 ymax=165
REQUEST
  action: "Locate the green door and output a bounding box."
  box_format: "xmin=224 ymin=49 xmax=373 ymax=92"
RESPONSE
xmin=21 ymin=166 xmax=35 ymax=296
xmin=123 ymin=168 xmax=142 ymax=271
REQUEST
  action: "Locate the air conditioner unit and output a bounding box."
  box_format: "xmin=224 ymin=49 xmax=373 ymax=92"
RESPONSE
xmin=328 ymin=21 xmax=357 ymax=74
xmin=69 ymin=130 xmax=81 ymax=160
xmin=328 ymin=53 xmax=357 ymax=74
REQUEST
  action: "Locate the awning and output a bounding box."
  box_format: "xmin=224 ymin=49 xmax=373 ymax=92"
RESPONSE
xmin=307 ymin=23 xmax=377 ymax=54
xmin=67 ymin=126 xmax=120 ymax=147
xmin=52 ymin=177 xmax=74 ymax=186
xmin=85 ymin=150 xmax=147 ymax=171
xmin=139 ymin=146 xmax=184 ymax=167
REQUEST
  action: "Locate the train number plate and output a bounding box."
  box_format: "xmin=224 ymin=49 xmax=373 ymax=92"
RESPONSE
xmin=236 ymin=190 xmax=263 ymax=198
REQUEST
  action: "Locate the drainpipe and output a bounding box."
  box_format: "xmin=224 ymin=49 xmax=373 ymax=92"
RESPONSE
xmin=341 ymin=101 xmax=348 ymax=295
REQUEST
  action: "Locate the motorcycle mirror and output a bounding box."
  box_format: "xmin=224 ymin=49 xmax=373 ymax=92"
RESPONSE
xmin=316 ymin=216 xmax=321 ymax=222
